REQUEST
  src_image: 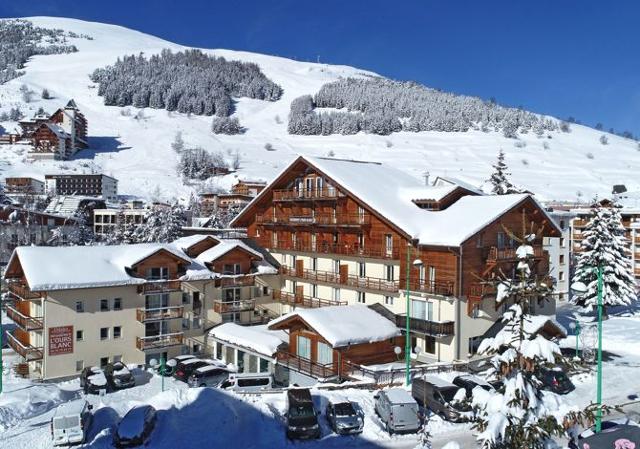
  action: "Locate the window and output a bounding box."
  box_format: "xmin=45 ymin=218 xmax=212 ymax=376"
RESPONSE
xmin=113 ymin=355 xmax=122 ymax=363
xmin=182 ymin=292 xmax=191 ymax=305
xmin=182 ymin=318 xmax=191 ymax=330
xmin=259 ymin=358 xmax=270 ymax=373
xmin=385 ymin=265 xmax=394 ymax=282
xmin=559 ymin=254 xmax=565 ymax=265
xmin=99 ymin=299 xmax=109 ymax=312
xmin=216 ymin=342 xmax=224 ymax=360
xmin=476 ymin=234 xmax=484 ymax=248
xmin=76 ymin=330 xmax=84 ymax=341
xmin=311 ymin=257 xmax=318 ymax=271
xmin=332 ymin=288 xmax=340 ymax=302
xmin=559 ymin=220 xmax=566 ymax=230
xmin=237 ymin=350 xmax=246 ymax=372
xmin=76 ymin=360 xmax=84 ymax=372
xmin=410 ymin=300 xmax=433 ymax=321
xmin=468 ymin=336 xmax=482 ymax=355
xmin=113 ymin=326 xmax=122 ymax=339
xmin=358 ymin=262 xmax=366 ymax=278
xmin=75 ymin=300 xmax=84 ymax=313
xmin=358 ymin=206 xmax=365 ymax=224
xmin=248 ymin=355 xmax=258 ymax=373
xmin=100 ymin=328 xmax=109 ymax=340
xmin=237 ymin=377 xmax=270 ymax=387
xmin=385 ymin=234 xmax=393 ymax=255
xmin=332 ymin=232 xmax=339 ymax=243
xmin=225 ymin=346 xmax=235 ymax=364
xmin=311 ymin=284 xmax=318 ymax=298
xmin=311 ymin=233 xmax=317 ymax=251
xmin=428 ymin=266 xmax=436 ymax=286
xmin=317 ymin=342 xmax=333 ymax=365
xmin=297 ymin=335 xmax=311 ymax=359
xmin=559 ymin=271 xmax=565 ymax=281
xmin=357 ymin=233 xmax=365 ymax=247
xmin=357 ymin=291 xmax=366 ymax=304
xmin=100 ymin=357 xmax=109 ymax=368
xmin=560 ymin=237 xmax=566 ymax=248
xmin=424 ymin=336 xmax=436 ymax=354
xmin=384 ymin=296 xmax=394 ymax=306
xmin=224 ymin=288 xmax=241 ymax=302
xmin=147 ymin=267 xmax=169 ymax=280
xmin=333 ymin=260 xmax=340 ymax=274
xmin=193 ymin=317 xmax=201 ymax=329
xmin=223 ymin=263 xmax=241 ymax=275
xmin=113 ymin=298 xmax=122 ymax=311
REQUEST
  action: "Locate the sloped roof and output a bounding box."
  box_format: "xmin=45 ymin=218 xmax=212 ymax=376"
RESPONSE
xmin=173 ymin=234 xmax=219 ymax=252
xmin=195 ymin=239 xmax=263 ymax=264
xmin=209 ymin=323 xmax=288 ymax=357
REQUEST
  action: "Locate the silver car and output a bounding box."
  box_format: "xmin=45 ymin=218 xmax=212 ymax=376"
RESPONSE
xmin=325 ymin=401 xmax=364 ymax=435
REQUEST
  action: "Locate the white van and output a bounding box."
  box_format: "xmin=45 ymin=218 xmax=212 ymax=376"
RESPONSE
xmin=374 ymin=388 xmax=421 ymax=434
xmin=51 ymin=401 xmax=93 ymax=446
xmin=219 ymin=373 xmax=274 ymax=393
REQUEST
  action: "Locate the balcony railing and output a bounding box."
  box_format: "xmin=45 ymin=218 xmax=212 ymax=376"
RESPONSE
xmin=273 ymin=290 xmax=347 ymax=308
xmin=137 ymin=280 xmax=182 ymax=295
xmin=6 ymin=331 xmax=43 ymax=361
xmin=8 ymin=283 xmax=41 ymax=300
xmin=485 ymin=246 xmax=545 ymax=262
xmin=136 ymin=306 xmax=184 ymax=323
xmin=265 ymin=240 xmax=400 ymax=260
xmin=6 ymin=305 xmax=43 ymax=331
xmin=280 ymin=266 xmax=399 ymax=293
xmin=273 ymin=188 xmax=344 ymax=202
xmin=136 ymin=332 xmax=184 ymax=351
xmin=216 ymin=276 xmax=256 ymax=288
xmin=257 ymin=213 xmax=370 ymax=227
xmin=396 ymin=314 xmax=455 ymax=337
xmin=400 ymin=279 xmax=454 ymax=296
xmin=276 ymin=352 xmax=337 ymax=379
xmin=213 ymin=299 xmax=256 ymax=313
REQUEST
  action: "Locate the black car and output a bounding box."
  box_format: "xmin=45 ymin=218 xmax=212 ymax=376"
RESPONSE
xmin=325 ymin=401 xmax=364 ymax=435
xmin=539 ymin=368 xmax=574 ymax=394
xmin=286 ymin=388 xmax=321 ymax=440
xmin=114 ymin=405 xmax=157 ymax=448
xmin=104 ymin=362 xmax=136 ymax=390
xmin=80 ymin=366 xmax=112 ymax=394
xmin=569 ymin=419 xmax=640 ymax=449
xmin=173 ymin=359 xmax=213 ymax=382
xmin=452 ymin=374 xmax=495 ymax=398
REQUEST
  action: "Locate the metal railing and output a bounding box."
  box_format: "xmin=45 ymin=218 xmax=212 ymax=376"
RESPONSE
xmin=272 ymin=290 xmax=347 ymax=308
xmin=6 ymin=331 xmax=43 ymax=361
xmin=136 ymin=306 xmax=184 ymax=323
xmin=395 ymin=314 xmax=455 ymax=336
xmin=276 ymin=352 xmax=337 ymax=379
xmin=280 ymin=266 xmax=399 ymax=293
xmin=344 ymin=360 xmax=470 ymax=385
xmin=137 ymin=280 xmax=182 ymax=295
xmin=6 ymin=305 xmax=43 ymax=331
xmin=136 ymin=332 xmax=184 ymax=351
xmin=213 ymin=299 xmax=256 ymax=314
xmin=272 ymin=188 xmax=344 ymax=201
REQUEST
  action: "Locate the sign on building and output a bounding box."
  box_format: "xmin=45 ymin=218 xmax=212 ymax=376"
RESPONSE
xmin=48 ymin=325 xmax=74 ymax=356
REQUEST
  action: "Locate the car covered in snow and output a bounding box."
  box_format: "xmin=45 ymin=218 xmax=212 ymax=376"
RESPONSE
xmin=452 ymin=374 xmax=496 ymax=398
xmin=286 ymin=388 xmax=321 ymax=440
xmin=325 ymin=400 xmax=364 ymax=435
xmin=113 ymin=405 xmax=157 ymax=448
xmin=104 ymin=362 xmax=136 ymax=390
xmin=374 ymin=388 xmax=421 ymax=434
xmin=539 ymin=367 xmax=574 ymax=395
xmin=411 ymin=376 xmax=471 ymax=423
xmin=51 ymin=400 xmax=93 ymax=446
xmin=80 ymin=366 xmax=111 ymax=394
xmin=568 ymin=418 xmax=640 ymax=449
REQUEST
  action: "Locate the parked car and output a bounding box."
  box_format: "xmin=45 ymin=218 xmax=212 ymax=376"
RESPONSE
xmin=105 ymin=362 xmax=135 ymax=390
xmin=568 ymin=418 xmax=640 ymax=449
xmin=80 ymin=366 xmax=111 ymax=394
xmin=219 ymin=373 xmax=273 ymax=393
xmin=286 ymin=388 xmax=321 ymax=440
xmin=539 ymin=368 xmax=574 ymax=394
xmin=114 ymin=405 xmax=157 ymax=448
xmin=452 ymin=374 xmax=495 ymax=398
xmin=374 ymin=388 xmax=421 ymax=434
xmin=411 ymin=376 xmax=470 ymax=423
xmin=187 ymin=365 xmax=230 ymax=388
xmin=160 ymin=354 xmax=195 ymax=376
xmin=173 ymin=358 xmax=221 ymax=382
xmin=325 ymin=400 xmax=364 ymax=435
xmin=51 ymin=400 xmax=93 ymax=446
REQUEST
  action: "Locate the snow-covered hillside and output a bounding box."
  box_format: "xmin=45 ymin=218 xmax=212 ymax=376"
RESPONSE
xmin=1 ymin=16 xmax=639 ymax=203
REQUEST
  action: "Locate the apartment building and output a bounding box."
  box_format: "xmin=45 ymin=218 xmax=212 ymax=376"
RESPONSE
xmin=542 ymin=209 xmax=575 ymax=301
xmin=4 ymin=177 xmax=45 ymax=195
xmin=93 ymin=206 xmax=148 ymax=238
xmin=3 ymin=235 xmax=280 ymax=380
xmin=45 ymin=174 xmax=118 ymax=201
xmin=231 ymin=180 xmax=267 ymax=197
xmin=199 ymin=192 xmax=253 ymax=217
xmin=231 ymin=156 xmax=561 ymax=366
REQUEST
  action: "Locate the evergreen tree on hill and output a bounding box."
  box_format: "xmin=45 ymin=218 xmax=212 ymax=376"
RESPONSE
xmin=487 ymin=149 xmax=523 ymax=195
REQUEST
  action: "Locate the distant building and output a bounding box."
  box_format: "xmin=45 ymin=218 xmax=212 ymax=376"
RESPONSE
xmin=44 ymin=196 xmax=106 ymax=220
xmin=4 ymin=177 xmax=45 ymax=195
xmin=93 ymin=203 xmax=149 ymax=238
xmin=199 ymin=192 xmax=253 ymax=217
xmin=45 ymin=174 xmax=118 ymax=200
xmin=231 ymin=180 xmax=267 ymax=197
xmin=542 ymin=209 xmax=575 ymax=302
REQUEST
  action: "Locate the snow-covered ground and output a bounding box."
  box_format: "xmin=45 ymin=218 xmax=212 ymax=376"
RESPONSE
xmin=1 ymin=17 xmax=639 ymax=203
xmin=2 ymin=302 xmax=640 ymax=449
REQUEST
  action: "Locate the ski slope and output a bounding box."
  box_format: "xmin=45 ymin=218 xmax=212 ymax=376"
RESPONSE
xmin=0 ymin=16 xmax=639 ymax=203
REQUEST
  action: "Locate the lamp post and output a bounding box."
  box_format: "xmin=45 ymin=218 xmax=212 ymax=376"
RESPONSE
xmin=405 ymin=240 xmax=423 ymax=386
xmin=571 ymin=264 xmax=604 ymax=433
xmin=150 ymin=357 xmax=176 ymax=393
xmin=569 ymin=320 xmax=581 ymax=360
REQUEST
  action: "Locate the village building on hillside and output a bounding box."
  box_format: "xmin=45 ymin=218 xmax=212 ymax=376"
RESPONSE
xmin=93 ymin=201 xmax=149 ymax=238
xmin=199 ymin=192 xmax=253 ymax=217
xmin=231 ymin=180 xmax=267 ymax=197
xmin=45 ymin=173 xmax=118 ymax=201
xmin=3 ymin=234 xmax=280 ymax=380
xmin=231 ymin=156 xmax=561 ymax=374
xmin=4 ymin=177 xmax=45 ymax=195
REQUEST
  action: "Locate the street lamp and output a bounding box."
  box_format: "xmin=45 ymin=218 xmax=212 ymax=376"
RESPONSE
xmin=571 ymin=264 xmax=604 ymax=433
xmin=149 ymin=357 xmax=177 ymax=392
xmin=405 ymin=242 xmax=423 ymax=386
xmin=568 ymin=320 xmax=581 ymax=361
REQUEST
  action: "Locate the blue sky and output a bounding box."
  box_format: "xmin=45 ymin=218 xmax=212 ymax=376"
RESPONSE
xmin=2 ymin=0 xmax=639 ymax=135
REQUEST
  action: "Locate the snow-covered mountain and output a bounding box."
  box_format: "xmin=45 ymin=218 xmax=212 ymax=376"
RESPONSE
xmin=1 ymin=16 xmax=639 ymax=204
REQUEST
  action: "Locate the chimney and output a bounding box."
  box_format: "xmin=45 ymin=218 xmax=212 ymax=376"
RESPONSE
xmin=423 ymin=171 xmax=430 ymax=186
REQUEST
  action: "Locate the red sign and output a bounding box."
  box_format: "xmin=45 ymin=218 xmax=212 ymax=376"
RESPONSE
xmin=48 ymin=326 xmax=74 ymax=356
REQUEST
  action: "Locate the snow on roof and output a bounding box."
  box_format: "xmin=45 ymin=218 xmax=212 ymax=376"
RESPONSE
xmin=209 ymin=323 xmax=288 ymax=357
xmin=12 ymin=243 xmax=190 ymax=291
xmin=173 ymin=234 xmax=218 ymax=251
xmin=44 ymin=195 xmax=102 ymax=216
xmin=421 ymin=375 xmax=456 ymax=388
xmin=384 ymin=388 xmax=416 ymax=404
xmin=524 ymin=315 xmax=567 ymax=338
xmin=195 ymin=239 xmax=263 ymax=264
xmin=43 ymin=123 xmax=70 ymax=139
xmin=269 ymin=304 xmax=400 ymax=348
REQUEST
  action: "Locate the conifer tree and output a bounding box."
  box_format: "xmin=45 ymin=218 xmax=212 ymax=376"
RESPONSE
xmin=488 ymin=150 xmax=522 ymax=195
xmin=134 ymin=204 xmax=186 ymax=243
xmin=571 ymin=200 xmax=637 ymax=314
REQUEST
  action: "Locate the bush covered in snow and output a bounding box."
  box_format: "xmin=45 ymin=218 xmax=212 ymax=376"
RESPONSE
xmin=287 ymin=77 xmax=559 ymax=136
xmin=91 ymin=49 xmax=283 ymax=116
xmin=211 ymin=116 xmax=243 ymax=134
xmin=178 ymin=147 xmax=229 ymax=180
xmin=0 ymin=19 xmax=79 ymax=84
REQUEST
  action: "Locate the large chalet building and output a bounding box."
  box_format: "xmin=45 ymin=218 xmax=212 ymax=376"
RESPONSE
xmin=231 ymin=156 xmax=561 ymax=364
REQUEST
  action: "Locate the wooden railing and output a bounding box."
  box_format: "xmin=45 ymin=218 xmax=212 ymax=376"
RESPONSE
xmin=264 ymin=240 xmax=400 ymax=260
xmin=6 ymin=331 xmax=43 ymax=361
xmin=213 ymin=300 xmax=256 ymax=313
xmin=276 ymin=352 xmax=337 ymax=379
xmin=136 ymin=306 xmax=184 ymax=323
xmin=395 ymin=314 xmax=455 ymax=336
xmin=344 ymin=274 xmax=399 ymax=293
xmin=280 ymin=266 xmax=399 ymax=293
xmin=344 ymin=359 xmax=470 ymax=385
xmin=485 ymin=245 xmax=545 ymax=262
xmin=6 ymin=305 xmax=43 ymax=331
xmin=401 ymin=279 xmax=454 ymax=296
xmin=136 ymin=332 xmax=184 ymax=351
xmin=8 ymin=283 xmax=41 ymax=300
xmin=256 ymin=213 xmax=370 ymax=227
xmin=272 ymin=188 xmax=344 ymax=201
xmin=137 ymin=280 xmax=182 ymax=295
xmin=216 ymin=276 xmax=256 ymax=288
xmin=272 ymin=290 xmax=347 ymax=308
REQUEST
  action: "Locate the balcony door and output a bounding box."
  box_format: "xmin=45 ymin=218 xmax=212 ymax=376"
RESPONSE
xmin=410 ymin=299 xmax=433 ymax=321
xmin=297 ymin=335 xmax=311 ymax=360
xmin=146 ymin=293 xmax=169 ymax=310
xmin=385 ymin=234 xmax=393 ymax=256
xmin=145 ymin=320 xmax=168 ymax=337
xmin=317 ymin=342 xmax=333 ymax=365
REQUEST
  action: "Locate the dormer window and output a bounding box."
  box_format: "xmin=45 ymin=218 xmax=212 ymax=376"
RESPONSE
xmin=223 ymin=263 xmax=242 ymax=275
xmin=146 ymin=267 xmax=168 ymax=280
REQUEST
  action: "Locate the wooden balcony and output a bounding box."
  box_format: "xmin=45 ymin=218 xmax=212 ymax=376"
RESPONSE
xmin=213 ymin=299 xmax=256 ymax=313
xmin=396 ymin=314 xmax=455 ymax=337
xmin=573 ymin=219 xmax=590 ymax=228
xmin=266 ymin=240 xmax=400 ymax=260
xmin=136 ymin=332 xmax=184 ymax=351
xmin=273 ymin=290 xmax=347 ymax=308
xmin=256 ymin=213 xmax=370 ymax=227
xmin=136 ymin=306 xmax=184 ymax=323
xmin=216 ymin=276 xmax=256 ymax=288
xmin=6 ymin=331 xmax=43 ymax=361
xmin=8 ymin=283 xmax=42 ymax=300
xmin=281 ymin=266 xmax=399 ymax=293
xmin=276 ymin=352 xmax=337 ymax=379
xmin=485 ymin=245 xmax=545 ymax=263
xmin=137 ymin=280 xmax=182 ymax=295
xmin=272 ymin=188 xmax=344 ymax=202
xmin=6 ymin=305 xmax=43 ymax=331
xmin=400 ymin=279 xmax=454 ymax=296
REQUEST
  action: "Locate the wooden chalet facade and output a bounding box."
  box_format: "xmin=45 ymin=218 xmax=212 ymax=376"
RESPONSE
xmin=232 ymin=155 xmax=561 ymax=368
